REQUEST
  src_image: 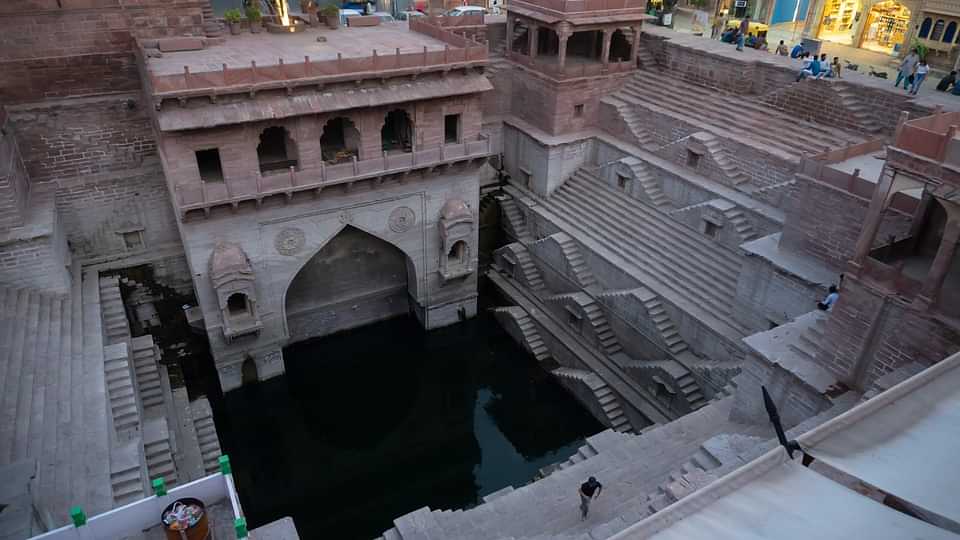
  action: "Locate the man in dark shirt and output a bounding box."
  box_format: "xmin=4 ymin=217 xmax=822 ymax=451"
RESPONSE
xmin=579 ymin=476 xmax=603 ymax=520
xmin=736 ymin=15 xmax=750 ymax=51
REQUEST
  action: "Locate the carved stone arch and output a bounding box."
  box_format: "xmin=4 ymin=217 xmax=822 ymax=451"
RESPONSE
xmin=438 ymin=198 xmax=475 ymax=281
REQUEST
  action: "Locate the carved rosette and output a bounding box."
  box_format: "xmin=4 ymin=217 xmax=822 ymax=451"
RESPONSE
xmin=275 ymin=227 xmax=306 ymax=256
xmin=389 ymin=206 xmax=416 ymax=233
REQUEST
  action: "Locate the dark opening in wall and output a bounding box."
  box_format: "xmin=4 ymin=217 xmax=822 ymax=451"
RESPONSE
xmin=445 ymin=114 xmax=461 ymax=144
xmin=196 ymin=148 xmax=224 ymax=182
xmin=686 ymin=150 xmax=701 ymax=168
xmin=258 ymin=126 xmax=298 ymax=173
xmin=574 ymin=104 xmax=584 ymax=117
xmin=227 ymin=292 xmax=248 ymax=316
xmin=382 ymin=109 xmax=414 ymax=153
xmin=320 ymin=117 xmax=360 ymax=163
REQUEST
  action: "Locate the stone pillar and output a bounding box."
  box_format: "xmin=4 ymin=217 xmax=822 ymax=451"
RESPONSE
xmin=559 ymin=32 xmax=570 ymax=71
xmin=506 ymin=16 xmax=515 ymax=55
xmin=529 ymin=23 xmax=538 ymax=58
xmin=601 ymin=28 xmax=612 ymax=66
xmin=917 ymin=201 xmax=960 ymax=306
xmin=629 ymin=25 xmax=641 ymax=64
xmin=852 ymin=168 xmax=896 ymax=267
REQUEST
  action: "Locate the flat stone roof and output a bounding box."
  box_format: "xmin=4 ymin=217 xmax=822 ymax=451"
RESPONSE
xmin=146 ymin=23 xmax=450 ymax=77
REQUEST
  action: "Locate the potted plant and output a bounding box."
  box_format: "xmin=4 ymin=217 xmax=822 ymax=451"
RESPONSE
xmin=224 ymin=8 xmax=243 ymax=35
xmin=320 ymin=4 xmax=340 ymax=29
xmin=246 ymin=5 xmax=263 ymax=32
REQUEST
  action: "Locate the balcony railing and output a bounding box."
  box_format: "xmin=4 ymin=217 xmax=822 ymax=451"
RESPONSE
xmin=510 ymin=0 xmax=646 ymax=14
xmin=175 ymin=137 xmax=491 ymax=215
xmin=894 ymin=111 xmax=960 ymax=163
xmin=30 ymin=469 xmax=244 ymax=540
xmin=507 ymin=53 xmax=635 ymax=80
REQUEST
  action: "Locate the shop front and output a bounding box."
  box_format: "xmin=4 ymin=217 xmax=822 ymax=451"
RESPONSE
xmin=858 ymin=0 xmax=911 ymax=54
xmin=815 ymin=0 xmax=861 ymax=44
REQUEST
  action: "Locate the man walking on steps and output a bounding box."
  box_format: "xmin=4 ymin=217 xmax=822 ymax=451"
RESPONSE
xmin=579 ymin=476 xmax=603 ymax=520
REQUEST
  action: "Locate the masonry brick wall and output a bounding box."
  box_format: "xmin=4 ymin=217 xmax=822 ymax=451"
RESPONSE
xmin=509 ymin=67 xmax=631 ymax=136
xmin=9 ymin=93 xmax=157 ymax=184
xmin=0 ymin=109 xmax=31 ymax=229
xmin=0 ymin=211 xmax=70 ymax=293
xmin=732 ymin=254 xmax=829 ymax=332
xmin=817 ymin=277 xmax=960 ymax=388
xmin=780 ymin=175 xmax=913 ymax=271
xmin=55 ymin=162 xmax=181 ymax=261
xmin=0 ymin=0 xmax=205 ymax=102
xmin=656 ymin=134 xmax=798 ymax=190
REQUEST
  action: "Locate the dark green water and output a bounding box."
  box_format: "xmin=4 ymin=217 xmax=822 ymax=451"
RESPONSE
xmin=212 ymin=304 xmax=603 ymax=539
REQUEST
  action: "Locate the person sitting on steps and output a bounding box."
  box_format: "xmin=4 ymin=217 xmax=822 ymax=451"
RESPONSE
xmin=817 ymin=285 xmax=839 ymax=311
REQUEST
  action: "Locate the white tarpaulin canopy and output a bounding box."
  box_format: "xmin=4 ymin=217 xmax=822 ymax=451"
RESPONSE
xmin=611 ymin=449 xmax=958 ymax=540
xmin=799 ymin=352 xmax=960 ymax=525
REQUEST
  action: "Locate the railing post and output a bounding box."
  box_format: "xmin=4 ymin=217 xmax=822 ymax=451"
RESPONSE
xmin=384 ymin=150 xmax=389 ymax=170
xmin=183 ymin=66 xmax=191 ymax=89
xmin=423 ymin=46 xmax=428 ymax=66
xmin=372 ymin=49 xmax=378 ymax=69
xmin=320 ymin=159 xmax=326 ymax=182
xmin=352 ymin=155 xmax=359 ymax=176
xmin=337 ymin=52 xmax=342 ymax=72
xmin=289 ymin=165 xmax=296 ymax=188
xmin=444 ymin=45 xmax=449 ymax=64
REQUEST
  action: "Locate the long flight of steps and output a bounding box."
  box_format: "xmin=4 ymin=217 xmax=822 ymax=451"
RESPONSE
xmin=555 ymin=234 xmax=599 ymax=289
xmin=0 ymin=267 xmax=114 ymax=524
xmin=545 ymin=292 xmax=623 ymax=356
xmin=491 ymin=306 xmax=552 ymax=362
xmin=610 ymin=71 xmax=865 ymax=159
xmin=534 ymin=168 xmax=744 ymax=337
xmin=100 ymin=276 xmax=130 ymax=345
xmin=103 ymin=343 xmax=142 ymax=437
xmin=622 ymin=157 xmax=670 ymax=207
xmin=500 ymin=197 xmax=534 ymax=243
xmin=379 ymin=398 xmax=749 ymax=540
xmin=192 ymin=398 xmax=224 ymax=475
xmin=511 ymin=245 xmax=546 ymax=292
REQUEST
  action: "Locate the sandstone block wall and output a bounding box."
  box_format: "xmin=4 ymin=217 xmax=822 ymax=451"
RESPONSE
xmin=9 ymin=94 xmax=157 ymax=184
xmin=508 ymin=68 xmax=631 ymax=136
xmin=780 ymin=175 xmax=914 ymax=271
xmin=0 ymin=108 xmax=31 ymax=229
xmin=732 ymin=252 xmax=830 ymax=332
xmin=818 ymin=277 xmax=960 ymax=389
xmin=0 ymin=0 xmax=205 ymax=102
xmin=0 ymin=207 xmax=70 ymax=293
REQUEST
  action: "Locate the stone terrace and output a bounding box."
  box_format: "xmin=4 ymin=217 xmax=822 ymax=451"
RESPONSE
xmin=146 ymin=24 xmax=453 ymax=77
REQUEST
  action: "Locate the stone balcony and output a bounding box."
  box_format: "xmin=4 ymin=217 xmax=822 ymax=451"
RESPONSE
xmin=508 ymin=0 xmax=647 ymax=21
xmin=175 ymin=136 xmax=491 ymax=219
xmin=889 ymin=111 xmax=960 ymax=197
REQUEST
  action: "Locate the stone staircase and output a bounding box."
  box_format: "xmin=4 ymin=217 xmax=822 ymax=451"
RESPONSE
xmin=109 ymin=440 xmax=145 ymax=506
xmin=192 ymin=398 xmax=223 ymax=475
xmin=545 ymin=292 xmax=623 ymax=356
xmin=622 ymin=157 xmax=670 ymax=207
xmin=201 ymin=2 xmax=224 ymax=38
xmin=103 ymin=342 xmax=141 ymax=437
xmin=379 ymin=398 xmax=749 ymax=540
xmin=551 ymin=367 xmax=633 ymax=433
xmin=722 ymin=206 xmax=759 ymax=242
xmin=555 ymin=233 xmax=598 ymax=289
xmin=833 ymin=82 xmax=884 ymax=133
xmin=512 ymin=245 xmax=546 ymax=292
xmin=637 ymin=288 xmax=688 ymax=355
xmin=500 ymin=196 xmax=534 ymax=243
xmin=612 ymin=71 xmax=864 ymax=158
xmin=788 ymin=311 xmax=827 ymax=364
xmin=491 ymin=306 xmax=552 ymax=362
xmin=609 ymin=101 xmax=657 ymax=148
xmin=143 ymin=417 xmax=177 ymax=487
xmin=634 ymin=45 xmax=657 ymax=70
xmin=130 ymin=335 xmax=165 ymax=411
xmin=100 ymin=276 xmax=130 ymax=345
xmin=0 ymin=267 xmax=114 ymax=523
xmin=619 ymin=359 xmax=707 ymax=411
xmin=695 ymin=132 xmax=751 ymax=186
xmin=539 ymin=168 xmax=743 ymax=333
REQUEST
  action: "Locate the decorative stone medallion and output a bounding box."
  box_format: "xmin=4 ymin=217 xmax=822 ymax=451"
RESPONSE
xmin=274 ymin=227 xmax=306 ymax=256
xmin=389 ymin=206 xmax=416 ymax=233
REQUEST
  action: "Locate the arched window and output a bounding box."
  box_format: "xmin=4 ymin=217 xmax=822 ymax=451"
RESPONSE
xmin=257 ymin=126 xmax=298 ymax=173
xmin=931 ymin=19 xmax=946 ymax=41
xmin=227 ymin=293 xmax=248 ymax=316
xmin=448 ymin=241 xmax=468 ymax=265
xmin=919 ymin=17 xmax=932 ymax=38
xmin=319 ymin=117 xmax=360 ymax=163
xmin=944 ymin=21 xmax=957 ymax=43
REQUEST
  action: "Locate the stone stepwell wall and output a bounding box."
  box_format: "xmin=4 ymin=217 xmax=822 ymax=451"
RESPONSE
xmin=0 ymin=0 xmax=206 ymax=103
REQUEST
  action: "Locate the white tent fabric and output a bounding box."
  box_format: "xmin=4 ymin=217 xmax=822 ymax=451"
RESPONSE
xmin=799 ymin=352 xmax=960 ymax=525
xmin=610 ymin=449 xmax=958 ymax=540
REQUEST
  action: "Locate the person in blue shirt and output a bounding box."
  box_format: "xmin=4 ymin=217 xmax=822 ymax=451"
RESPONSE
xmin=817 ymin=285 xmax=839 ymax=311
xmin=790 ymin=43 xmax=804 ymax=58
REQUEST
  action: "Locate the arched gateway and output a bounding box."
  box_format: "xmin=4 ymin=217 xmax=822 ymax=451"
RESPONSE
xmin=284 ymin=225 xmax=415 ymax=344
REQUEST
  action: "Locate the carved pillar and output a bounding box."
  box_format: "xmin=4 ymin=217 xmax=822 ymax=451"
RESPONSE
xmin=601 ymin=28 xmax=613 ymax=66
xmin=917 ymin=201 xmax=960 ymax=306
xmin=629 ymin=25 xmax=641 ymax=64
xmin=851 ymin=166 xmax=921 ymax=269
xmin=529 ymin=23 xmax=539 ymax=58
xmin=558 ymin=29 xmax=570 ymax=71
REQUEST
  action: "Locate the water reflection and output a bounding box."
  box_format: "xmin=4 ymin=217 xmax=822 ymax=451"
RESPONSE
xmin=212 ymin=308 xmax=602 ymax=539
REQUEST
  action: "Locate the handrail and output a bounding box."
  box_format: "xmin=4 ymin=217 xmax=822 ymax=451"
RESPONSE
xmin=176 ymin=138 xmax=491 ymax=213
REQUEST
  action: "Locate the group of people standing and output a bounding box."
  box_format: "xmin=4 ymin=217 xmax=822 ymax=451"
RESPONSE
xmin=894 ymin=49 xmax=929 ymax=95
